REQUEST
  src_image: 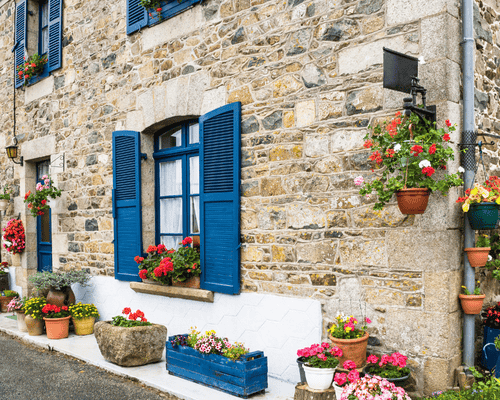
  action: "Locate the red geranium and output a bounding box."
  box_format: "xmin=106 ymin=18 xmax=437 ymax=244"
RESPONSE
xmin=2 ymin=219 xmax=26 ymax=254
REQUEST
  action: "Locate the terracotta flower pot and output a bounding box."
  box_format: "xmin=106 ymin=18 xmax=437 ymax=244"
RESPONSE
xmin=329 ymin=332 xmax=369 ymax=368
xmin=25 ymin=315 xmax=44 ymax=336
xmin=44 ymin=315 xmax=71 ymax=339
xmin=396 ymin=188 xmax=430 ymax=215
xmin=172 ymin=276 xmax=200 ymax=289
xmin=464 ymin=247 xmax=491 ymax=268
xmin=0 ymin=296 xmax=14 ymax=313
xmin=459 ymin=294 xmax=485 ymax=315
xmin=47 ymin=287 xmax=76 ymax=307
xmin=72 ymin=317 xmax=95 ymax=336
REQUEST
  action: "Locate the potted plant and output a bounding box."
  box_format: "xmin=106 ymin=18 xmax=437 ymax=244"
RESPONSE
xmin=16 ymin=53 xmax=48 ymax=85
xmin=167 ymin=328 xmax=268 ymax=397
xmin=94 ymin=307 xmax=168 ymax=366
xmin=29 ymin=270 xmax=90 ymax=307
xmin=0 ymin=184 xmax=12 ymax=211
xmin=485 ymin=232 xmax=500 ymax=280
xmin=459 ymin=282 xmax=485 ymax=315
xmin=333 ymin=360 xmax=360 ymax=399
xmin=7 ymin=296 xmax=27 ymax=332
xmin=139 ymin=0 xmax=163 ymax=21
xmin=296 ymin=342 xmax=342 ymax=390
xmin=328 ymin=313 xmax=371 ymax=367
xmin=136 ymin=244 xmax=173 ymax=284
xmin=341 ymin=375 xmax=411 ymax=400
xmin=357 ymin=113 xmax=463 ymax=214
xmin=23 ymin=297 xmax=47 ymax=336
xmin=0 ymin=262 xmax=9 ymax=291
xmin=481 ymin=302 xmax=500 ymax=371
xmin=363 ymin=353 xmax=411 ymax=387
xmin=0 ymin=290 xmax=19 ymax=312
xmin=171 ymin=237 xmax=201 ymax=288
xmin=69 ymin=302 xmax=100 ymax=336
xmin=2 ymin=218 xmax=26 ymax=255
xmin=42 ymin=303 xmax=71 ymax=339
xmin=457 ymin=177 xmax=500 ymax=230
xmin=465 ymin=234 xmax=491 ymax=268
xmin=24 ymin=175 xmax=62 ymax=218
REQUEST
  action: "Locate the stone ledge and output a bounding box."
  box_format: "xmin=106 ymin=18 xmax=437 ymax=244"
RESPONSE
xmin=130 ymin=282 xmax=214 ymax=303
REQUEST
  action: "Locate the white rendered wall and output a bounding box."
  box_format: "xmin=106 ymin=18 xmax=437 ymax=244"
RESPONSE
xmin=72 ymin=276 xmax=322 ymax=383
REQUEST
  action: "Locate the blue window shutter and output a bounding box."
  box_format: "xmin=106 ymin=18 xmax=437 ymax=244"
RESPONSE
xmin=14 ymin=0 xmax=27 ymax=88
xmin=113 ymin=131 xmax=143 ymax=282
xmin=47 ymin=0 xmax=62 ymax=72
xmin=127 ymin=0 xmax=148 ymax=35
xmin=199 ymin=102 xmax=241 ymax=294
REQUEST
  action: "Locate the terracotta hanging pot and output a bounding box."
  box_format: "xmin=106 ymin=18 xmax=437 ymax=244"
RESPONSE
xmin=396 ymin=188 xmax=430 ymax=215
xmin=172 ymin=276 xmax=200 ymax=289
xmin=464 ymin=247 xmax=491 ymax=268
xmin=44 ymin=316 xmax=71 ymax=339
xmin=46 ymin=287 xmax=76 ymax=307
xmin=329 ymin=331 xmax=369 ymax=367
xmin=25 ymin=315 xmax=44 ymax=336
xmin=459 ymin=294 xmax=485 ymax=315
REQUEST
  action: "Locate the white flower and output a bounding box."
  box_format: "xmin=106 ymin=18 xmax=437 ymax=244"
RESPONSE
xmin=488 ymin=255 xmax=493 ymax=262
xmin=458 ymin=166 xmax=465 ymax=173
xmin=393 ymin=144 xmax=401 ymax=152
xmin=419 ymin=160 xmax=431 ymax=168
xmin=4 ymin=241 xmax=11 ymax=247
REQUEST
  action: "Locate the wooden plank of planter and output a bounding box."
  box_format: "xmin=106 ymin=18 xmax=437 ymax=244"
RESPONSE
xmin=166 ymin=336 xmax=268 ymax=398
xmin=130 ymin=282 xmax=214 ymax=303
xmin=294 ymin=383 xmax=335 ymax=400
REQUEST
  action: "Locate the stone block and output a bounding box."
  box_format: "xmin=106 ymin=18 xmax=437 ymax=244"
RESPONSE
xmin=351 ymin=206 xmax=414 ymax=228
xmin=339 ymin=239 xmax=386 ymax=266
xmin=286 ymin=29 xmax=312 ymax=56
xmin=22 ymin=135 xmax=56 ymax=161
xmin=288 ymin=204 xmax=325 ymax=229
xmin=424 ymin=270 xmax=461 ymax=313
xmin=273 ymin=75 xmax=302 ymax=98
xmin=242 ymin=246 xmax=263 ymax=262
xmin=228 ymin=86 xmax=253 ymax=105
xmin=318 ymin=102 xmax=342 ymax=121
xmin=346 ymin=87 xmax=383 ymax=116
xmin=296 ymin=100 xmax=316 ymax=127
xmin=257 ymin=206 xmax=287 ymax=230
xmin=94 ymin=321 xmax=168 ymax=367
xmin=386 ymin=230 xmax=461 ymax=271
xmin=330 ymin=130 xmax=367 ymax=152
xmin=326 ymin=211 xmax=349 ymax=228
xmin=296 ymin=242 xmax=336 ymax=264
xmin=305 ymin=134 xmax=329 ymax=157
xmin=423 ymin=357 xmax=456 ymax=395
xmin=421 ymin=13 xmax=461 ymax=64
xmin=25 ymin=75 xmax=55 ymax=104
xmin=301 ymin=64 xmax=326 ymax=88
xmin=270 ymin=146 xmax=302 ymax=162
xmin=261 ymin=177 xmax=286 ymax=196
xmin=386 ymin=0 xmax=450 ymax=25
xmin=272 ymin=245 xmax=295 ymax=262
xmin=420 ymin=59 xmax=461 ymax=104
xmin=365 ymin=288 xmax=406 ymax=306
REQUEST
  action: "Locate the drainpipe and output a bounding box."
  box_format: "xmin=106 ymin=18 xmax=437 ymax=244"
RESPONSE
xmin=461 ymin=0 xmax=476 ymax=367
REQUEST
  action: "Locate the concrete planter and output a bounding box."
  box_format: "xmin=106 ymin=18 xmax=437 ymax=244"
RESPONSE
xmin=94 ymin=321 xmax=168 ymax=367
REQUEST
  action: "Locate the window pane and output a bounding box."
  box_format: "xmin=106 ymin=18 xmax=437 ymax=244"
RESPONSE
xmin=160 ymin=198 xmax=182 ymax=233
xmin=189 ymin=123 xmax=199 ymax=144
xmin=159 ymin=126 xmax=182 ymax=149
xmin=161 ymin=235 xmax=183 ymax=251
xmin=41 ymin=2 xmax=48 ymax=26
xmin=37 ymin=161 xmax=50 ymax=181
xmin=41 ymin=211 xmax=50 ymax=242
xmin=159 ymin=160 xmax=182 ymax=196
xmin=189 ymin=156 xmax=199 ymax=195
xmin=42 ymin=28 xmax=49 ymax=54
xmin=190 ymin=196 xmax=199 ymax=234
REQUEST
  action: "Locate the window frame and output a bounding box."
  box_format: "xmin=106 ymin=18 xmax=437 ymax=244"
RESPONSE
xmin=153 ymin=120 xmax=200 ymax=249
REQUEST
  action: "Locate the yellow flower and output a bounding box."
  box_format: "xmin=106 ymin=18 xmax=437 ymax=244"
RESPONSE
xmin=463 ymin=202 xmax=470 ymax=212
xmin=471 ymin=188 xmax=478 ymax=196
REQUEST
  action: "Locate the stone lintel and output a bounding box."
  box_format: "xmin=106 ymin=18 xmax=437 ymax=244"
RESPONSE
xmin=130 ymin=282 xmax=214 ymax=303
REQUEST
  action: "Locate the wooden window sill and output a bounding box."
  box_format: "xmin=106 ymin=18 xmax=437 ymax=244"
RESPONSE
xmin=130 ymin=282 xmax=214 ymax=303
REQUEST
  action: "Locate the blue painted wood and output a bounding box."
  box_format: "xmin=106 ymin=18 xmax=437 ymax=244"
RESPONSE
xmin=166 ymin=335 xmax=268 ymax=398
xmin=47 ymin=0 xmax=62 ymax=72
xmin=36 ymin=161 xmax=52 ymax=272
xmin=199 ymin=102 xmax=241 ymax=295
xmin=14 ymin=0 xmax=27 ymax=88
xmin=126 ymin=0 xmax=148 ymax=35
xmin=112 ymin=131 xmax=142 ymax=282
xmin=482 ymin=325 xmax=500 ymax=371
xmin=148 ymin=0 xmax=202 ymax=25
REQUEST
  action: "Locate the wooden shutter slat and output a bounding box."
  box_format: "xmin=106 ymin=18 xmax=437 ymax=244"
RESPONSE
xmin=126 ymin=0 xmax=148 ymax=35
xmin=47 ymin=0 xmax=62 ymax=72
xmin=14 ymin=0 xmax=26 ymax=88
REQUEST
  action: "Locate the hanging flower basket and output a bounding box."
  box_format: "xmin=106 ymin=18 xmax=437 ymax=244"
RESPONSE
xmin=467 ymin=203 xmax=499 ymax=230
xmin=396 ymin=188 xmax=430 ymax=215
xmin=2 ymin=219 xmax=26 ymax=254
xmin=24 ymin=175 xmax=61 ymax=218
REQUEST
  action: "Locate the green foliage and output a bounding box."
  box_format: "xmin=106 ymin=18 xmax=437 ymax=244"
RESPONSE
xmin=359 ymin=112 xmax=464 ymax=210
xmin=485 ymin=233 xmax=500 ymax=281
xmin=495 ymin=335 xmax=500 ymax=350
xmin=0 ymin=185 xmax=12 ymax=200
xmin=110 ymin=315 xmax=152 ymax=327
xmin=171 ymin=240 xmax=201 ymax=283
xmin=29 ymin=270 xmax=91 ymax=291
xmin=16 ymin=53 xmax=48 ymax=85
xmin=365 ymin=364 xmax=410 ymax=379
xmin=24 ymin=176 xmax=62 ymax=218
xmin=462 ymin=281 xmax=482 ymax=295
xmin=223 ymin=344 xmax=250 ymax=361
xmin=2 ymin=290 xmax=19 ymax=297
xmin=477 ymin=235 xmax=491 ymax=248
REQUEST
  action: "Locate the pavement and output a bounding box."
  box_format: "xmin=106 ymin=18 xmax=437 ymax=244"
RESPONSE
xmin=0 ymin=314 xmax=295 ymax=400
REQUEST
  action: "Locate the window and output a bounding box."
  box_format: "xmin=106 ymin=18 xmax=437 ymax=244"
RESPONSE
xmin=126 ymin=0 xmax=203 ymax=35
xmin=15 ymin=0 xmax=62 ymax=88
xmin=154 ymin=121 xmax=200 ymax=250
xmin=112 ymin=103 xmax=242 ymax=294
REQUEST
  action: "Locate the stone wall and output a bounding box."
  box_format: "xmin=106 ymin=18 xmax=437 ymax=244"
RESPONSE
xmin=0 ymin=0 xmax=472 ymax=394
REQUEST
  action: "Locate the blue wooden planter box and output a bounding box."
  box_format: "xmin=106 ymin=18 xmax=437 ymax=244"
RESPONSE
xmin=166 ymin=335 xmax=268 ymax=398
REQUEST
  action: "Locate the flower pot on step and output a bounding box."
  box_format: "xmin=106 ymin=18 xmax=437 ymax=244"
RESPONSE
xmin=329 ymin=332 xmax=369 ymax=368
xmin=44 ymin=316 xmax=71 ymax=339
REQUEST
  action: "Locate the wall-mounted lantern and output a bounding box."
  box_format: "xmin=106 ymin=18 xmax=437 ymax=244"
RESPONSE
xmin=6 ymin=139 xmax=23 ymax=166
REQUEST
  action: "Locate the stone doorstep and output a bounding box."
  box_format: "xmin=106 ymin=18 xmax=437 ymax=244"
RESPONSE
xmin=129 ymin=282 xmax=214 ymax=303
xmin=0 ymin=314 xmax=295 ymax=400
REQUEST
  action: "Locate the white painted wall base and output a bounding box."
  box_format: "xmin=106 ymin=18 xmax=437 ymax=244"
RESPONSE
xmin=72 ymin=276 xmax=322 ymax=383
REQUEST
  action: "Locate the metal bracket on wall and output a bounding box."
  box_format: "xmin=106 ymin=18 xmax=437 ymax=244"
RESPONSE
xmin=48 ymin=154 xmax=65 ymax=172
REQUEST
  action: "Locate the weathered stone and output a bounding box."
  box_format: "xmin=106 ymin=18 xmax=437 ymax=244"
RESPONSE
xmin=318 ymin=102 xmax=342 ymax=121
xmin=242 ymin=181 xmax=259 ymax=197
xmin=317 ymin=20 xmax=360 ymax=42
xmin=352 ymin=206 xmax=414 ymax=228
xmin=475 ymin=88 xmax=488 ymax=112
xmin=94 ymin=321 xmax=167 ymax=367
xmin=288 ymin=204 xmax=325 ymax=229
xmin=272 ymin=245 xmax=295 ymax=262
xmin=305 ymin=134 xmax=329 ymax=157
xmin=85 ymin=219 xmax=99 ymax=232
xmin=258 ymin=206 xmax=287 ymax=230
xmin=273 ymin=75 xmax=302 ymax=97
xmin=86 ymin=155 xmax=97 ymax=166
xmin=339 ymin=239 xmax=386 ymax=266
xmin=287 ymin=29 xmax=311 ymax=56
xmin=261 ymin=177 xmax=286 ymax=196
xmin=296 ymin=100 xmax=315 ymax=127
xmin=231 ymin=27 xmax=246 ymax=44
xmin=269 ymin=146 xmax=302 ymax=162
xmin=242 ymin=246 xmax=263 ymax=262
xmin=327 ymin=211 xmax=349 ymax=228
xmin=262 ymin=111 xmax=283 ymax=130
xmin=242 ymin=116 xmax=259 ymax=134
xmin=346 ymin=87 xmax=383 ymax=115
xmin=330 ymin=130 xmax=366 ymax=152
xmin=356 ymin=0 xmax=384 ymax=14
xmin=228 ymin=86 xmax=253 ymax=105
xmin=296 ymin=242 xmax=335 ymax=264
xmin=301 ymin=64 xmax=326 ymax=88
xmin=310 ymin=273 xmax=336 ymax=286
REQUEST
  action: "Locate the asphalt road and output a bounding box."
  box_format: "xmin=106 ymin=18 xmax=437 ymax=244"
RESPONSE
xmin=0 ymin=332 xmax=177 ymax=400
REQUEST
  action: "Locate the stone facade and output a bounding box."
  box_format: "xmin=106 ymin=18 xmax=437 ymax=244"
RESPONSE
xmin=0 ymin=0 xmax=496 ymax=394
